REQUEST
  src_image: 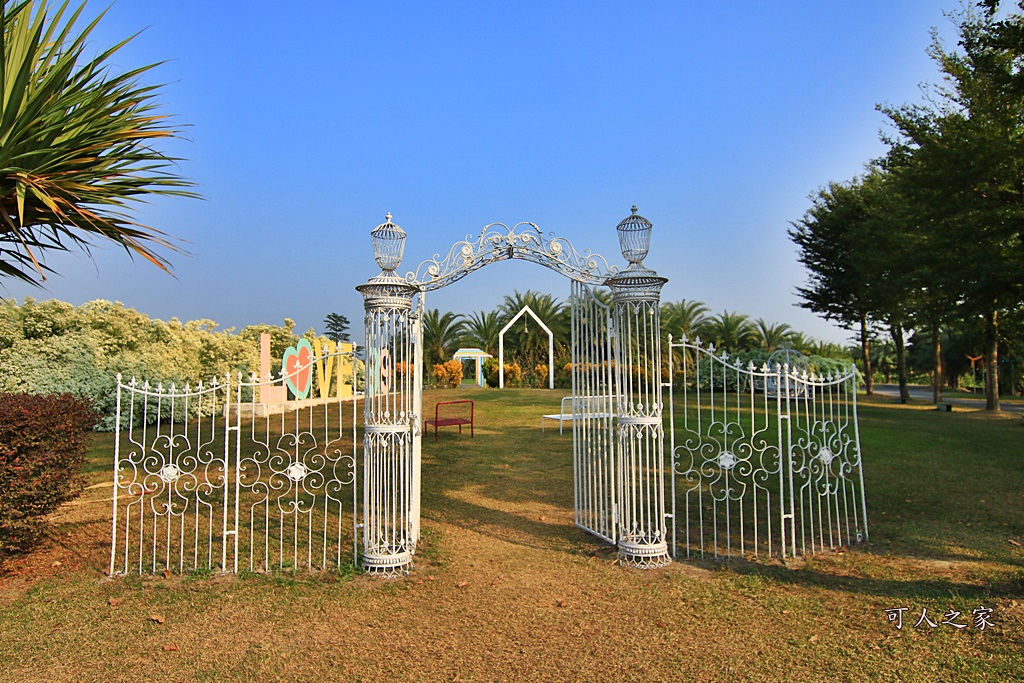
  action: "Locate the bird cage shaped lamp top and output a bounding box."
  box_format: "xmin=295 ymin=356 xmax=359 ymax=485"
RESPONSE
xmin=370 ymin=212 xmax=406 ymax=273
xmin=616 ymin=205 xmax=653 ymax=269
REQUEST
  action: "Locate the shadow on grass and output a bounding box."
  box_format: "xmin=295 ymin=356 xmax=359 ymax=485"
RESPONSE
xmin=421 ymin=493 xmax=598 ymax=553
xmin=418 ymin=401 xmax=612 ymax=556
xmin=421 ymin=423 xmax=576 ymax=509
xmin=692 ymin=551 xmax=1024 ymax=602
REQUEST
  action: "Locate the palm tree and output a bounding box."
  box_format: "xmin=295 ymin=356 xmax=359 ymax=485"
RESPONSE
xmin=498 ymin=290 xmax=568 ymax=369
xmin=808 ymin=338 xmax=850 ymax=360
xmin=661 ymin=299 xmax=710 ymax=342
xmin=498 ymin=290 xmax=567 ymax=328
xmin=0 ymin=1 xmax=196 ymax=285
xmin=660 ymin=299 xmax=710 ymax=378
xmin=705 ymin=311 xmax=756 ymax=352
xmin=462 ymin=310 xmax=501 ymax=355
xmin=753 ymin=319 xmax=795 ymax=352
xmin=788 ymin=332 xmax=813 ymax=356
xmin=421 ymin=309 xmax=465 ymax=367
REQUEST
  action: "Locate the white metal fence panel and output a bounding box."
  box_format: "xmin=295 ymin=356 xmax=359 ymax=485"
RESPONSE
xmin=110 ymin=349 xmax=360 ymax=575
xmin=667 ymin=337 xmax=868 ymax=560
xmin=110 ymin=376 xmax=232 ymax=575
xmin=784 ymin=369 xmax=869 ymax=557
xmin=231 ymin=363 xmax=358 ymax=574
xmin=570 ymin=280 xmax=618 ymax=544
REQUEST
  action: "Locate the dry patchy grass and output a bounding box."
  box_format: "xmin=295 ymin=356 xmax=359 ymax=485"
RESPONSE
xmin=0 ymin=388 xmax=1021 ymax=682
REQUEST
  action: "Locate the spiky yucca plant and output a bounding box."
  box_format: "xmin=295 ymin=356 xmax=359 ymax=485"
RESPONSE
xmin=0 ymin=0 xmax=195 ymax=285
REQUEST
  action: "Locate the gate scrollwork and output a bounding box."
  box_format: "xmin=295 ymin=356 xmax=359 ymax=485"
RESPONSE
xmin=408 ymin=222 xmax=618 ymax=290
xmin=668 ymin=337 xmax=868 ymax=560
xmin=110 ymin=350 xmax=360 ymax=576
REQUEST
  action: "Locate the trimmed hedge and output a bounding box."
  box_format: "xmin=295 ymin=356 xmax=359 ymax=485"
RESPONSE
xmin=0 ymin=393 xmax=98 ymax=558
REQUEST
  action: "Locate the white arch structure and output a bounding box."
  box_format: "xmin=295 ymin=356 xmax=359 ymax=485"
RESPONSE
xmin=356 ymin=211 xmax=671 ymax=576
xmin=498 ymin=304 xmax=554 ymax=389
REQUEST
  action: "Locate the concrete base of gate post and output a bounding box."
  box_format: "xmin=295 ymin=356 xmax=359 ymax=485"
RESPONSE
xmin=617 ymin=539 xmax=672 ymax=569
xmin=361 ymin=550 xmax=412 ymax=578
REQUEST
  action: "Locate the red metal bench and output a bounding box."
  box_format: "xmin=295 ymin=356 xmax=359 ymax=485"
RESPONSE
xmin=425 ymin=400 xmax=474 ymax=441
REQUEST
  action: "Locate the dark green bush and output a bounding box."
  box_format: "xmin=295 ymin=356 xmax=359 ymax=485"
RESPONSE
xmin=0 ymin=393 xmax=97 ymax=558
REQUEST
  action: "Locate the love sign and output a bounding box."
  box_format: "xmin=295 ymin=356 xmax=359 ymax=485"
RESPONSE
xmin=282 ymin=339 xmax=314 ymax=399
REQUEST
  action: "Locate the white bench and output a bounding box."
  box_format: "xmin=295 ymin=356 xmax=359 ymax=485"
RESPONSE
xmin=541 ymin=395 xmax=616 ymax=434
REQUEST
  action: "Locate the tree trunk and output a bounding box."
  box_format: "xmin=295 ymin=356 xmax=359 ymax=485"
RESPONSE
xmin=891 ymin=321 xmax=910 ymax=404
xmin=860 ymin=313 xmax=873 ymax=395
xmin=984 ymin=309 xmax=1000 ymax=411
xmin=931 ymin=322 xmax=943 ymax=404
xmin=946 ymin=327 xmax=959 ymax=390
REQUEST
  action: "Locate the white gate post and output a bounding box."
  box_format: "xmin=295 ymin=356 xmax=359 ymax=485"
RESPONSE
xmin=607 ymin=206 xmax=671 ymax=569
xmin=411 ymin=295 xmax=424 ymax=545
xmin=356 ymin=213 xmax=419 ymax=577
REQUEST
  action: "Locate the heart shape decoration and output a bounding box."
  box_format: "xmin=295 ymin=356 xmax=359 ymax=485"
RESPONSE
xmin=282 ymin=339 xmax=314 ymax=399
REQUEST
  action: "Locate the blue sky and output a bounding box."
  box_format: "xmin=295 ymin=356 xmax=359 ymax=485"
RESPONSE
xmin=4 ymin=1 xmax=961 ymax=343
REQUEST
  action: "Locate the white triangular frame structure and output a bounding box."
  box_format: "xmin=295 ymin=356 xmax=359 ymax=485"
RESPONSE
xmin=498 ymin=304 xmax=554 ymax=389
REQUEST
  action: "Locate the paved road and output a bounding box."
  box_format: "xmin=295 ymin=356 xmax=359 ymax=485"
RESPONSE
xmin=872 ymin=383 xmax=1023 ymax=414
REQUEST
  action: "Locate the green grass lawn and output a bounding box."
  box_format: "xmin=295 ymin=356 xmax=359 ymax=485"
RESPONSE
xmin=0 ymin=388 xmax=1021 ymax=682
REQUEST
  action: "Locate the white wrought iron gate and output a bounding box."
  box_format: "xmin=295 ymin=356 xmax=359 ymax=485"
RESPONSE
xmin=355 ymin=209 xmax=672 ymax=572
xmin=109 ymin=348 xmax=360 ymax=575
xmin=570 ymin=280 xmax=617 ymax=544
xmin=667 ymin=337 xmax=868 ymax=560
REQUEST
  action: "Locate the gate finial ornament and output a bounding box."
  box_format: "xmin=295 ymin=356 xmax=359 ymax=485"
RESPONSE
xmin=616 ymin=204 xmax=653 ymax=270
xmin=371 ymin=212 xmax=406 ymax=274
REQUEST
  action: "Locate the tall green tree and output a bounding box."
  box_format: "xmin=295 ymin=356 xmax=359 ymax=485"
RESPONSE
xmin=0 ymin=1 xmax=195 ymax=284
xmin=322 ymin=312 xmax=351 ymax=343
xmin=790 ymin=176 xmax=881 ymax=394
xmin=880 ymin=1 xmax=1024 ymax=409
xmin=858 ymin=171 xmax=921 ymax=403
xmin=887 ymin=162 xmax=961 ymax=404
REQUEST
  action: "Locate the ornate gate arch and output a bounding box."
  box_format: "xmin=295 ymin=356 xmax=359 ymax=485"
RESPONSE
xmin=356 ymin=208 xmax=672 ymax=576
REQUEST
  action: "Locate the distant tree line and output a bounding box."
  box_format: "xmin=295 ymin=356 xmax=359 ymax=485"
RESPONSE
xmin=0 ymin=298 xmax=356 ymax=428
xmin=0 ymin=293 xmax=854 ymax=414
xmin=421 ymin=289 xmax=850 ymax=388
xmin=790 ymin=1 xmax=1024 ymax=409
